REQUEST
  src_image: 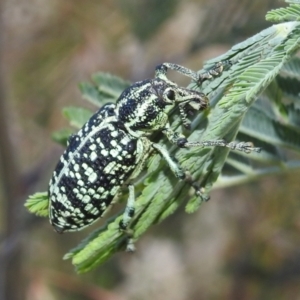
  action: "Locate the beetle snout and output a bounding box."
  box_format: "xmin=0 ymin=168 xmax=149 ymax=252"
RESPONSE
xmin=188 ymin=92 xmax=209 ymax=111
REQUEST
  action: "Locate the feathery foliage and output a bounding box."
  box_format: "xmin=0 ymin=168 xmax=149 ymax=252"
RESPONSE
xmin=26 ymin=0 xmax=300 ymax=272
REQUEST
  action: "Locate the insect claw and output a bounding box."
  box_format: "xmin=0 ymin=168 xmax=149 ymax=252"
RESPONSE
xmin=126 ymin=239 xmax=136 ymax=252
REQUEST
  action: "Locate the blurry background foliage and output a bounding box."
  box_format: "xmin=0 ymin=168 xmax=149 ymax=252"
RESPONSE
xmin=2 ymin=1 xmax=300 ymax=300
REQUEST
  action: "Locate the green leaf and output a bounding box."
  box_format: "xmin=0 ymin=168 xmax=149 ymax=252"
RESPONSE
xmin=64 ymin=216 xmax=125 ymax=273
xmin=79 ymin=72 xmax=131 ymax=107
xmin=266 ymin=4 xmax=300 ymax=22
xmin=92 ymin=72 xmax=131 ymax=101
xmin=279 ymin=56 xmax=300 ymax=79
xmin=24 ymin=192 xmax=49 ymax=217
xmin=62 ymin=106 xmax=93 ymax=129
xmin=241 ymin=106 xmax=300 ymax=151
xmin=286 ymin=104 xmax=300 ymax=127
xmin=277 ymin=75 xmax=300 ymax=97
xmin=51 ymin=128 xmax=74 ymax=146
xmin=79 ymin=82 xmax=103 ymax=107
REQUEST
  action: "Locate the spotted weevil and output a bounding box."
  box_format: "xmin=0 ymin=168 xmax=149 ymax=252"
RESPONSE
xmin=49 ymin=61 xmax=260 ymax=238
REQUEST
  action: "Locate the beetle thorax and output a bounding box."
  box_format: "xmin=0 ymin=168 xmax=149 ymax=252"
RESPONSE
xmin=116 ymin=78 xmax=176 ymax=138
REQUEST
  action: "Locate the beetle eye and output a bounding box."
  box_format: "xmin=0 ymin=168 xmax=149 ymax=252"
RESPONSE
xmin=166 ymin=89 xmax=175 ymax=101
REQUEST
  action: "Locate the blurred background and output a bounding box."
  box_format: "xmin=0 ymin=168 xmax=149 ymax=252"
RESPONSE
xmin=2 ymin=0 xmax=300 ymax=299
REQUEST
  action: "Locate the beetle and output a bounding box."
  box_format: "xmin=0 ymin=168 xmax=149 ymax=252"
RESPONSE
xmin=48 ymin=61 xmax=260 ymax=235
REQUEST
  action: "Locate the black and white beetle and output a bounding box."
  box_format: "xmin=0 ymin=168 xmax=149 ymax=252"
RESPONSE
xmin=49 ymin=62 xmax=260 ymax=234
